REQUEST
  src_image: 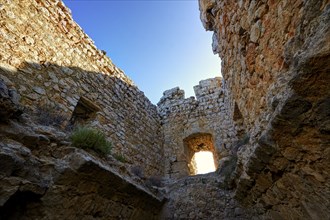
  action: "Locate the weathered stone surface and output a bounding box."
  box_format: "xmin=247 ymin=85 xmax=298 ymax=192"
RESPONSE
xmin=0 ymin=125 xmax=164 ymax=219
xmin=158 ymin=77 xmax=238 ymax=178
xmin=199 ymin=0 xmax=330 ymax=219
xmin=0 ymin=0 xmax=329 ymax=219
xmin=0 ymin=77 xmax=22 ymax=121
xmin=161 ymin=173 xmax=257 ymax=219
xmin=0 ymin=0 xmax=163 ymax=176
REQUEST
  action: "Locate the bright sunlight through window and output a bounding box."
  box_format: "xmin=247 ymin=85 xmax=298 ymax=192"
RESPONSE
xmin=194 ymin=151 xmax=216 ymax=174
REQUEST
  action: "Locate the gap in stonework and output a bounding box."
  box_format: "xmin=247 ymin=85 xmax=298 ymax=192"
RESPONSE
xmin=193 ymin=151 xmax=216 ymax=174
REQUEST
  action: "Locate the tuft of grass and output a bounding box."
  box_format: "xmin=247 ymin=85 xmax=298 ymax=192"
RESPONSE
xmin=70 ymin=126 xmax=112 ymax=155
xmin=113 ymin=153 xmax=127 ymax=163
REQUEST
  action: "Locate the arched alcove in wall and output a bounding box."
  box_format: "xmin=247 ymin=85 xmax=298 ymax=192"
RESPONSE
xmin=183 ymin=133 xmax=218 ymax=175
xmin=69 ymin=96 xmax=101 ymax=127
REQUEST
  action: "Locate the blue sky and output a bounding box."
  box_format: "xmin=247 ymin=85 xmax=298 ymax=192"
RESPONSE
xmin=63 ymin=0 xmax=221 ymax=104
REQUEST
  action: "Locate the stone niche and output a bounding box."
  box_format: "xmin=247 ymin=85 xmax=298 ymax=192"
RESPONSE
xmin=183 ymin=133 xmax=218 ymax=175
xmin=69 ymin=96 xmax=101 ymax=127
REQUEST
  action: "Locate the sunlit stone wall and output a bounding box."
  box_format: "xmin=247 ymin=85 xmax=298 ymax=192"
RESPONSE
xmin=158 ymin=77 xmax=236 ymax=178
xmin=0 ymin=0 xmax=164 ymax=176
xmin=199 ymin=0 xmax=330 ymax=218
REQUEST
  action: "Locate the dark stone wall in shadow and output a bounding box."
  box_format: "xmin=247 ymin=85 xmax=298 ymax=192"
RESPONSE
xmin=0 ymin=61 xmax=164 ymax=176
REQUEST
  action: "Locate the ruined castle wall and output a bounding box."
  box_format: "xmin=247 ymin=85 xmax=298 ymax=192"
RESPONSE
xmin=199 ymin=0 xmax=307 ymax=145
xmin=199 ymin=0 xmax=329 ymax=163
xmin=200 ymin=0 xmax=330 ymax=219
xmin=158 ymin=77 xmax=236 ymax=179
xmin=0 ymin=0 xmax=163 ymax=176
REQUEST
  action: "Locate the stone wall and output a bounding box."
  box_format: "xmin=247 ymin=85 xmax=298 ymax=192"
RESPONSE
xmin=200 ymin=0 xmax=330 ymax=219
xmin=161 ymin=173 xmax=255 ymax=219
xmin=199 ymin=0 xmax=309 ymax=154
xmin=1 ymin=0 xmax=329 ymax=219
xmin=0 ymin=0 xmax=163 ymax=176
xmin=158 ymin=77 xmax=236 ymax=179
xmin=0 ymin=116 xmax=164 ymax=219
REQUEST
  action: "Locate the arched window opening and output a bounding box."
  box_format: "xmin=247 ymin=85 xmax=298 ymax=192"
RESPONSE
xmin=183 ymin=133 xmax=218 ymax=176
xmin=193 ymin=151 xmax=216 ymax=174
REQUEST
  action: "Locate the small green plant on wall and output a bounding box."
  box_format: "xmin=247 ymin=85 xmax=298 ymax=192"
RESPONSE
xmin=113 ymin=153 xmax=127 ymax=163
xmin=70 ymin=126 xmax=112 ymax=155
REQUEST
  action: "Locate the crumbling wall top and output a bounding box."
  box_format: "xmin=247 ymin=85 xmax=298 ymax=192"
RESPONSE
xmin=194 ymin=77 xmax=222 ymax=100
xmin=158 ymin=77 xmax=222 ymax=108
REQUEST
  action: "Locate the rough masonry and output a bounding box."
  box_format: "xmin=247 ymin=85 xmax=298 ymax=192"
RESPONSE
xmin=158 ymin=78 xmax=237 ymax=179
xmin=0 ymin=0 xmax=163 ymax=176
xmin=0 ymin=0 xmax=329 ymax=219
xmin=200 ymin=0 xmax=330 ymax=218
